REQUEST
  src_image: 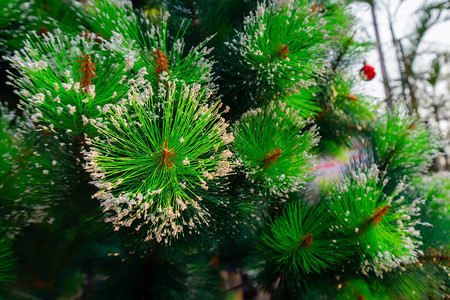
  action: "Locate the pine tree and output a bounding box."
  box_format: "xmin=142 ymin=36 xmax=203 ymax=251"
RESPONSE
xmin=0 ymin=0 xmax=448 ymax=299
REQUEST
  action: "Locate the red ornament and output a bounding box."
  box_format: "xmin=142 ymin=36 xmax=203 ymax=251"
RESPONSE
xmin=359 ymin=63 xmax=376 ymax=81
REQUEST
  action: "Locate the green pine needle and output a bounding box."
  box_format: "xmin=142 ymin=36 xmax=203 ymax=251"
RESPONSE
xmin=282 ymin=91 xmax=322 ymax=118
xmin=0 ymin=0 xmax=82 ymax=52
xmin=413 ymin=173 xmax=450 ymax=251
xmin=77 ymin=0 xmax=216 ymax=91
xmin=4 ymin=31 xmax=144 ymax=135
xmin=223 ymin=0 xmax=349 ymax=102
xmin=232 ymin=101 xmax=318 ymax=195
xmin=326 ymin=165 xmax=424 ymax=277
xmin=261 ymin=200 xmax=350 ymax=276
xmin=371 ymin=108 xmax=440 ymax=188
xmin=0 ymin=230 xmax=15 ymax=286
xmin=0 ymin=104 xmax=79 ymax=230
xmin=84 ymin=82 xmax=234 ymax=244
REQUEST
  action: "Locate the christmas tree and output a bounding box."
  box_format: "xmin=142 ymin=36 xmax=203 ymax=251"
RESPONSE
xmin=0 ymin=0 xmax=448 ymax=299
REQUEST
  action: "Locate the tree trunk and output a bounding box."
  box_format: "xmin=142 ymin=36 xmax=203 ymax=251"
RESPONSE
xmin=387 ymin=11 xmax=407 ymax=103
xmin=369 ymin=1 xmax=392 ymax=110
xmin=397 ymin=39 xmax=419 ymax=116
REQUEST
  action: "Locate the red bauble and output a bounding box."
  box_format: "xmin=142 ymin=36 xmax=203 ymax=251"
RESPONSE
xmin=359 ymin=64 xmax=376 ymax=81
